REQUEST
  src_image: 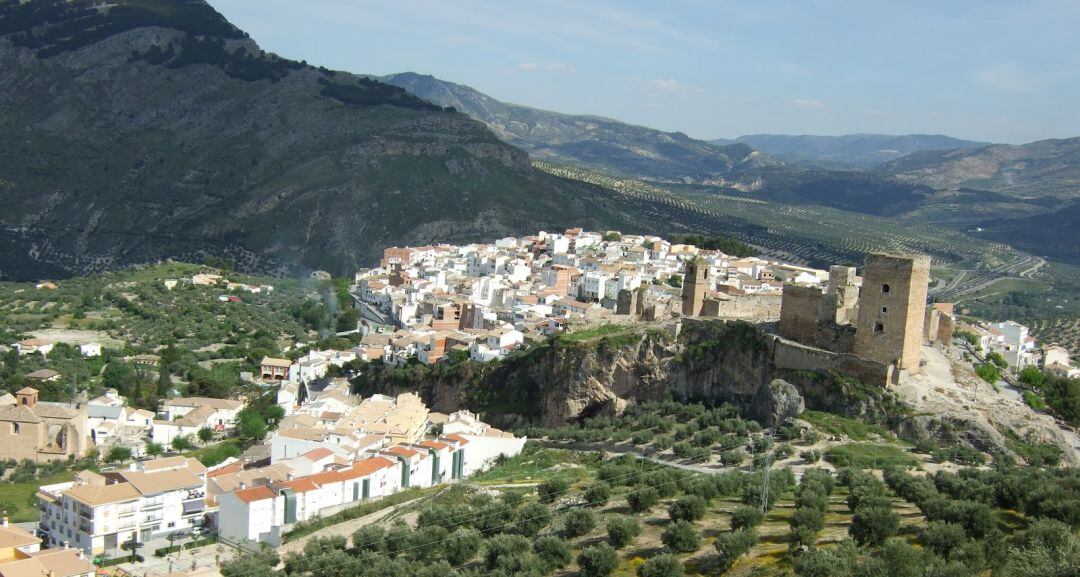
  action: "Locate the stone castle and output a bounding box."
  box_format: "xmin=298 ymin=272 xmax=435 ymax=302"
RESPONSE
xmin=668 ymin=251 xmax=952 ymax=385
xmin=774 ymin=252 xmax=953 ymax=383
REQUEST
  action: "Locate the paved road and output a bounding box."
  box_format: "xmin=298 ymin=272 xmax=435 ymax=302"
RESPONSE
xmin=931 ymin=254 xmax=1044 ymax=302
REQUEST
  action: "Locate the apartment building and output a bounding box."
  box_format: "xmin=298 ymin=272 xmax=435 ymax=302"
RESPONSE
xmin=37 ymin=457 xmax=209 ymax=555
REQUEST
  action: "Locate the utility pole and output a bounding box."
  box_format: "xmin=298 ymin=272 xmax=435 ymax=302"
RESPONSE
xmin=759 ymin=430 xmax=772 ymax=514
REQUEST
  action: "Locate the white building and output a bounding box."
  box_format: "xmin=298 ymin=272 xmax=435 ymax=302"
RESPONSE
xmin=153 ymin=397 xmax=244 ymax=445
xmin=37 ymin=457 xmax=208 ymax=555
xmin=217 ymin=456 xmax=401 ymax=546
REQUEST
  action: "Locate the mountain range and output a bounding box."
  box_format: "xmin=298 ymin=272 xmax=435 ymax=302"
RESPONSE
xmin=381 ymin=72 xmax=781 ymax=184
xmin=712 ymin=134 xmax=990 ymax=169
xmin=1 ymin=0 xmax=1078 ymax=279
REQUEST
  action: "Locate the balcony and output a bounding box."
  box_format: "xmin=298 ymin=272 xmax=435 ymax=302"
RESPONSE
xmin=141 ymin=500 xmax=164 ymax=511
xmin=181 ymin=499 xmax=205 ymax=516
xmin=78 ymin=521 xmax=92 ymax=534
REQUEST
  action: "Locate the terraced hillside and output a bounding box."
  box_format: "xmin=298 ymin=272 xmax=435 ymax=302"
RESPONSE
xmin=535 ymin=162 xmax=1018 ymax=269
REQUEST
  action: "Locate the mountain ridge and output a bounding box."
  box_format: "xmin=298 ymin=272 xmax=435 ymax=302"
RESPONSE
xmin=0 ymin=0 xmax=712 ymax=280
xmin=381 ymin=71 xmax=782 ymax=184
xmin=710 ymin=133 xmax=991 ymax=169
xmin=876 ymin=136 xmax=1080 ymax=199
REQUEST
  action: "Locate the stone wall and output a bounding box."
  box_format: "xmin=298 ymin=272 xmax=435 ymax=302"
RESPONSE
xmin=701 ymin=294 xmax=781 ymax=323
xmin=779 ymin=285 xmax=824 ymax=344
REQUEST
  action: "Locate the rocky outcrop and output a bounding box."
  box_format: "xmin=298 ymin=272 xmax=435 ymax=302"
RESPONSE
xmin=750 ymin=379 xmax=805 ymax=427
xmin=352 ymin=320 xmax=893 ymax=429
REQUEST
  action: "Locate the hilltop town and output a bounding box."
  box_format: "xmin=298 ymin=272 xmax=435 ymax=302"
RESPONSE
xmin=0 ymin=228 xmax=1075 ymax=577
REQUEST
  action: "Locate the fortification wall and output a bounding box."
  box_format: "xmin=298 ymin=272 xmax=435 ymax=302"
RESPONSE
xmin=701 ymin=294 xmax=781 ymax=323
xmin=770 ymin=336 xmax=892 ymax=387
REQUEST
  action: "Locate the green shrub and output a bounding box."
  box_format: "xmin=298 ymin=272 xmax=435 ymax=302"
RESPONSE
xmin=532 ymin=535 xmax=571 ymax=571
xmin=538 ymin=478 xmax=569 ymax=503
xmin=577 ymin=544 xmax=618 ymax=577
xmin=730 ymin=505 xmax=764 ymax=530
xmin=628 ymin=486 xmax=660 ymax=513
xmin=661 ymin=520 xmax=700 ymax=553
xmin=850 ymin=506 xmax=899 ymax=546
xmin=713 ymin=528 xmax=758 ymax=571
xmin=669 ymin=495 xmax=707 ymax=523
xmin=583 ymin=482 xmax=611 ymax=507
xmin=636 ymin=553 xmax=684 ymax=577
xmin=606 ymin=515 xmax=641 ymax=549
xmin=562 ymin=509 xmax=596 ymax=538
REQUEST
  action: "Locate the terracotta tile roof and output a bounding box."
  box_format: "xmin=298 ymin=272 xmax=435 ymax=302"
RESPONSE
xmin=234 ymin=485 xmax=275 ymax=504
xmin=0 ymin=524 xmax=41 ymax=549
xmin=340 ymin=457 xmax=396 ymax=480
xmin=65 ymin=482 xmax=141 ymax=506
xmin=386 ymin=446 xmax=419 ymax=457
xmin=3 ymin=548 xmax=95 ymax=577
xmin=307 ymin=470 xmax=344 ymax=485
xmin=208 ymin=462 xmax=245 ymax=478
xmin=260 ymin=356 xmax=292 ymax=368
xmin=119 ymin=469 xmax=202 ymax=495
xmin=418 ymin=440 xmax=450 ymax=451
xmin=281 ymin=477 xmax=319 ymax=493
xmin=442 ymin=433 xmax=470 ymax=446
xmin=301 ymin=447 xmax=334 ymax=461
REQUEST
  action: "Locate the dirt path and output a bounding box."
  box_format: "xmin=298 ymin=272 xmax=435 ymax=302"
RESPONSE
xmin=278 ymin=497 xmax=425 ymax=555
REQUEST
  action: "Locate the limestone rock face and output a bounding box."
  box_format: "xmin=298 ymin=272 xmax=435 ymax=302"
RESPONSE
xmin=750 ymin=379 xmax=805 ymax=427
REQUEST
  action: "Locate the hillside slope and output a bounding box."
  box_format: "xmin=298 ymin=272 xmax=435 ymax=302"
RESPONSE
xmin=382 ymin=72 xmax=781 ymax=183
xmin=878 ymin=137 xmax=1080 ymax=199
xmin=0 ymin=1 xmax=693 ymax=280
xmin=713 ymin=133 xmax=989 ymax=169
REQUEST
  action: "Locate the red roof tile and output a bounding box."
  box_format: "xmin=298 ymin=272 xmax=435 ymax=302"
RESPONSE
xmin=339 ymin=457 xmax=396 ymax=481
xmin=418 ymin=440 xmax=450 ymax=451
xmin=282 ymin=478 xmax=320 ymax=493
xmin=386 ymin=446 xmax=419 ymax=457
xmin=234 ymin=485 xmax=275 ymax=504
xmin=442 ymin=434 xmax=470 ymax=446
xmin=302 ymin=447 xmax=334 ymax=461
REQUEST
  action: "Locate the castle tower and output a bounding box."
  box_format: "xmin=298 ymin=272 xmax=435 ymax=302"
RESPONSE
xmin=681 ymin=259 xmax=708 ymax=317
xmin=825 ymin=265 xmax=860 ymax=325
xmin=852 ymin=253 xmax=931 ymax=374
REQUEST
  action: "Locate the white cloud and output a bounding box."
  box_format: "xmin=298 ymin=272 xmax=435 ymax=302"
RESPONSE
xmin=793 ymin=98 xmax=825 ymax=109
xmin=517 ymin=62 xmax=539 ymax=71
xmin=972 ymin=62 xmax=1035 ymax=92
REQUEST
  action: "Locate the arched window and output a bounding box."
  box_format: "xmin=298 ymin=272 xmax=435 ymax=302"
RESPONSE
xmin=874 ymin=322 xmax=885 ymax=333
xmin=881 ymin=284 xmax=891 ymax=294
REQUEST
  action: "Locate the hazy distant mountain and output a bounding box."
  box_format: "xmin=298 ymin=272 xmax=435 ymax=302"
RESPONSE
xmin=710 ymin=134 xmax=990 ymax=169
xmin=878 ymin=137 xmax=1080 ymax=199
xmin=0 ymin=0 xmax=707 ymax=280
xmin=382 ymin=72 xmax=782 ymax=183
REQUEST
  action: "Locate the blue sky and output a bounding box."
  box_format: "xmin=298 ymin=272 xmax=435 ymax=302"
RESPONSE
xmin=209 ymin=0 xmax=1080 ymax=144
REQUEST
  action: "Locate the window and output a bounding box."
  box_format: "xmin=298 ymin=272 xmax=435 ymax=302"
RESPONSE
xmin=168 ymin=522 xmax=175 ymax=528
xmin=881 ymin=284 xmax=890 ymax=294
xmin=11 ymin=423 xmax=18 ymax=434
xmin=881 ymin=306 xmax=888 ymax=314
xmin=874 ymin=322 xmax=885 ymax=333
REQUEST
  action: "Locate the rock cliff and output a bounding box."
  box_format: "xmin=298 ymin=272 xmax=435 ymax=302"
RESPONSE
xmin=352 ymin=320 xmax=898 ymax=429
